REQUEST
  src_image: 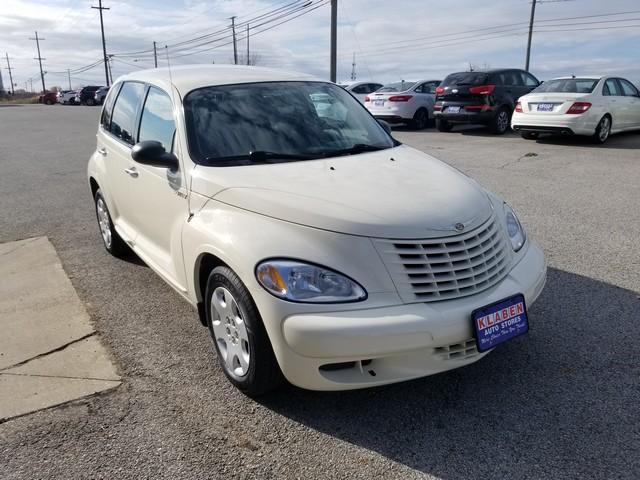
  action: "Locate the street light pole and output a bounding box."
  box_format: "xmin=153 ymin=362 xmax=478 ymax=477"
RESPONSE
xmin=92 ymin=0 xmax=111 ymax=86
xmin=5 ymin=53 xmax=15 ymax=94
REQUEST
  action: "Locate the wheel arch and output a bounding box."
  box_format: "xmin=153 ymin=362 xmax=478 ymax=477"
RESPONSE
xmin=194 ymin=251 xmax=231 ymax=326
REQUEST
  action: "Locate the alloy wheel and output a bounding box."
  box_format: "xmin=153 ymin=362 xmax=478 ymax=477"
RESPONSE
xmin=210 ymin=287 xmax=251 ymax=378
xmin=599 ymin=117 xmax=610 ymax=142
xmin=96 ymin=197 xmax=112 ymax=248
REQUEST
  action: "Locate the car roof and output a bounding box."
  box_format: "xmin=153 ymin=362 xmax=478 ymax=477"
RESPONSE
xmin=116 ymin=64 xmax=319 ymax=97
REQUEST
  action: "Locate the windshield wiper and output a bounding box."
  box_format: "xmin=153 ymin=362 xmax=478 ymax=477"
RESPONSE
xmin=322 ymin=143 xmax=390 ymax=158
xmin=205 ymin=150 xmax=321 ymax=164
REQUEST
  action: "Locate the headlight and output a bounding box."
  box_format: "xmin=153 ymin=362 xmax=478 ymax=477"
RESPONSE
xmin=256 ymin=260 xmax=367 ymax=303
xmin=504 ymin=204 xmax=526 ymax=252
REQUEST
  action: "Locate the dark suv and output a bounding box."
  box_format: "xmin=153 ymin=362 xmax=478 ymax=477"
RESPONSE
xmin=434 ymin=69 xmax=540 ymax=134
xmin=75 ymin=86 xmax=103 ymax=106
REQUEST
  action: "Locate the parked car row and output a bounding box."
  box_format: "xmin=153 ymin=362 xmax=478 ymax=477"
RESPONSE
xmin=345 ymin=69 xmax=640 ymax=143
xmin=39 ymin=86 xmax=111 ymax=106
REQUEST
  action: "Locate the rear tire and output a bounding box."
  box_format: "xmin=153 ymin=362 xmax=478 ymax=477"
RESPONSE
xmin=45 ymin=99 xmax=53 ymax=105
xmin=94 ymin=189 xmax=128 ymax=257
xmin=591 ymin=115 xmax=611 ymax=144
xmin=436 ymin=118 xmax=453 ymax=132
xmin=521 ymin=132 xmax=539 ymax=140
xmin=205 ymin=266 xmax=282 ymax=396
xmin=490 ymin=107 xmax=511 ymax=134
xmin=411 ymin=108 xmax=429 ymax=130
xmin=86 ymin=98 xmax=95 ymax=106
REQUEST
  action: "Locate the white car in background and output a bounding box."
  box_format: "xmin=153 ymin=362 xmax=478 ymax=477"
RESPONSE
xmin=339 ymin=81 xmax=383 ymax=103
xmin=365 ymin=79 xmax=441 ymax=129
xmin=511 ymin=76 xmax=640 ymax=143
xmin=57 ymin=90 xmax=77 ymax=105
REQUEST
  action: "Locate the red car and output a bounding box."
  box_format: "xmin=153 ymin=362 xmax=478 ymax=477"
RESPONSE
xmin=39 ymin=92 xmax=58 ymax=105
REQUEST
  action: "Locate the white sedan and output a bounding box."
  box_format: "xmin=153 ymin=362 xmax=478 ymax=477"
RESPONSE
xmin=339 ymin=81 xmax=383 ymax=103
xmin=511 ymin=76 xmax=640 ymax=143
xmin=365 ymin=79 xmax=441 ymax=130
xmin=57 ymin=90 xmax=77 ymax=105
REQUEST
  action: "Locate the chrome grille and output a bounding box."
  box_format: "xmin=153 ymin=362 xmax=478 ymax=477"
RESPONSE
xmin=373 ymin=215 xmax=512 ymax=303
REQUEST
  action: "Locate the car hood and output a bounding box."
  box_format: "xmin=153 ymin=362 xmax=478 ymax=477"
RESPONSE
xmin=191 ymin=145 xmax=493 ymax=239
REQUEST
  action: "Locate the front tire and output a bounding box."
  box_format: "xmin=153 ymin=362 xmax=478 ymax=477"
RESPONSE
xmin=94 ymin=189 xmax=127 ymax=257
xmin=592 ymin=115 xmax=611 ymax=144
xmin=490 ymin=107 xmax=511 ymax=134
xmin=86 ymin=98 xmax=95 ymax=106
xmin=205 ymin=266 xmax=282 ymax=396
xmin=436 ymin=118 xmax=453 ymax=132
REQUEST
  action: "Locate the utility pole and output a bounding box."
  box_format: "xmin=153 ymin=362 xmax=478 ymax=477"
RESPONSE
xmin=230 ymin=16 xmax=238 ymax=65
xmin=29 ymin=78 xmax=33 ymax=93
xmin=67 ymin=68 xmax=72 ymax=90
xmin=246 ymin=24 xmax=250 ymax=65
xmin=525 ymin=0 xmax=537 ymax=72
xmin=350 ymin=52 xmax=356 ymax=81
xmin=5 ymin=53 xmax=15 ymax=94
xmin=29 ymin=31 xmax=46 ymax=93
xmin=330 ymin=0 xmax=337 ymax=82
xmin=107 ymin=56 xmax=113 ymax=84
xmin=92 ymin=0 xmax=110 ymax=86
xmin=153 ymin=41 xmax=158 ymax=68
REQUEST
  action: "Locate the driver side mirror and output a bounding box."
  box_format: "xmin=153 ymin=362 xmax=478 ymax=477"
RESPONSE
xmin=377 ymin=119 xmax=392 ymax=135
xmin=131 ymin=140 xmax=179 ymax=169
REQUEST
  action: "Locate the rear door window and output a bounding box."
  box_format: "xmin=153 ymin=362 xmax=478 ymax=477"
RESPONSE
xmin=109 ymin=82 xmax=145 ymax=145
xmin=603 ymin=79 xmax=622 ymax=96
xmin=138 ymin=87 xmax=176 ymax=151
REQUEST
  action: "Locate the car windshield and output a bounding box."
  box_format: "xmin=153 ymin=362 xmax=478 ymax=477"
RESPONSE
xmin=533 ymin=78 xmax=598 ymax=94
xmin=377 ymin=81 xmax=416 ymax=92
xmin=184 ymin=81 xmax=395 ymax=165
xmin=442 ymin=72 xmax=488 ymax=86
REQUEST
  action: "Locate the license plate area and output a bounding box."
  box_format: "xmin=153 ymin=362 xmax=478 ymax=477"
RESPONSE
xmin=373 ymin=99 xmax=385 ymax=107
xmin=447 ymin=106 xmax=461 ymax=113
xmin=536 ymin=103 xmax=554 ymax=112
xmin=472 ymin=294 xmax=528 ymax=352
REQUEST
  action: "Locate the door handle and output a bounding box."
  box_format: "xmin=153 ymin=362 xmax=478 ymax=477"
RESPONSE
xmin=124 ymin=167 xmax=139 ymax=178
xmin=98 ymin=147 xmax=107 ymax=156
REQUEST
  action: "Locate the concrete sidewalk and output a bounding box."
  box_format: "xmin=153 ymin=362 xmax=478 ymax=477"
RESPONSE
xmin=0 ymin=237 xmax=120 ymax=421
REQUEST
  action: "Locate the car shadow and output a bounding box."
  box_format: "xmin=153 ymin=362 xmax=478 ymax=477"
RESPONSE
xmin=530 ymin=130 xmax=640 ymax=149
xmin=258 ymin=267 xmax=639 ymax=479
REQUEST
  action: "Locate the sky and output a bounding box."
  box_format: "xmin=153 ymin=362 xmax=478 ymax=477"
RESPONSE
xmin=1 ymin=0 xmax=639 ymax=92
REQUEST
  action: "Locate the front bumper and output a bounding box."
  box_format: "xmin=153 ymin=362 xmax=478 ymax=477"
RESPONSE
xmin=276 ymin=242 xmax=547 ymax=390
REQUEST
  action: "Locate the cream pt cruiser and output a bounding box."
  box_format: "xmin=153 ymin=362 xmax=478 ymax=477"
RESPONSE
xmin=88 ymin=65 xmax=547 ymax=395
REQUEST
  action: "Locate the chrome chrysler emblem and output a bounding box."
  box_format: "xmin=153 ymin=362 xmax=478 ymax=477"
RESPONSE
xmin=454 ymin=223 xmax=465 ymax=231
xmin=452 ymin=88 xmax=459 ymax=93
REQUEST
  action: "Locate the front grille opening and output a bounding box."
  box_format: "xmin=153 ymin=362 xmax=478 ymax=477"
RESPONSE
xmin=319 ymin=361 xmax=356 ymax=371
xmin=434 ymin=339 xmax=479 ymax=360
xmin=319 ymin=359 xmax=374 ymax=372
xmin=375 ymin=214 xmax=512 ymax=303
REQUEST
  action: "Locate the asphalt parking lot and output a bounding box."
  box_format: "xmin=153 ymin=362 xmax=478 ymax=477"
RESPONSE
xmin=1 ymin=104 xmax=639 ymax=479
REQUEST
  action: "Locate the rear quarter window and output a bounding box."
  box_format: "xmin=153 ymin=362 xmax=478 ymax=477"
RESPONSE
xmin=108 ymin=82 xmax=146 ymax=145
